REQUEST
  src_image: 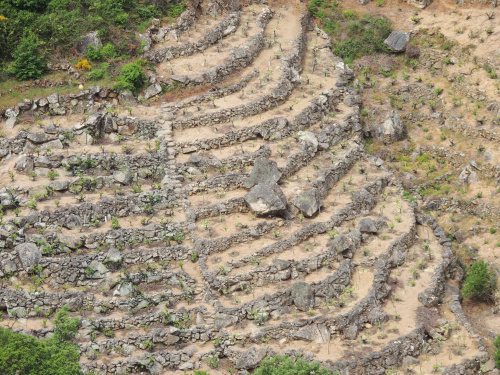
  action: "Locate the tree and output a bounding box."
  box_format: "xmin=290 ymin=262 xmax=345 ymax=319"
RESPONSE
xmin=461 ymin=260 xmax=497 ymax=302
xmin=0 ymin=328 xmax=82 ymax=375
xmin=10 ymin=30 xmax=46 ymax=80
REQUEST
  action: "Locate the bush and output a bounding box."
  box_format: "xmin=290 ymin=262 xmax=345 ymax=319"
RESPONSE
xmin=0 ymin=328 xmax=82 ymax=375
xmin=461 ymin=260 xmax=497 ymax=302
xmin=308 ymin=0 xmax=391 ymax=64
xmin=88 ymin=62 xmax=109 ymax=81
xmin=114 ymin=60 xmax=146 ymax=92
xmin=253 ymin=355 xmax=334 ymax=375
xmin=75 ymin=58 xmax=91 ymax=70
xmin=53 ymin=306 xmax=81 ymax=342
xmin=10 ymin=30 xmax=46 ymax=80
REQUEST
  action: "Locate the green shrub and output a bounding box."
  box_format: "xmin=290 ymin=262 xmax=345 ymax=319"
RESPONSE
xmin=495 ymin=336 xmax=500 ymax=369
xmin=88 ymin=62 xmax=109 ymax=80
xmin=165 ymin=1 xmax=186 ymax=18
xmin=10 ymin=30 xmax=46 ymax=80
xmin=53 ymin=306 xmax=81 ymax=342
xmin=253 ymin=355 xmax=334 ymax=375
xmin=0 ymin=327 xmax=82 ymax=375
xmin=308 ymin=0 xmax=391 ymax=64
xmin=114 ymin=60 xmax=146 ymax=92
xmin=461 ymin=260 xmax=497 ymax=302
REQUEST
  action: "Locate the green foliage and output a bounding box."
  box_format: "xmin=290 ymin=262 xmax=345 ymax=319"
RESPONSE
xmin=461 ymin=260 xmax=497 ymax=302
xmin=114 ymin=60 xmax=146 ymax=92
xmin=9 ymin=30 xmax=46 ymax=80
xmin=53 ymin=306 xmax=81 ymax=342
xmin=308 ymin=0 xmax=391 ymax=64
xmin=0 ymin=0 xmax=184 ymax=75
xmin=495 ymin=336 xmax=500 ymax=369
xmin=0 ymin=327 xmax=82 ymax=375
xmin=88 ymin=62 xmax=109 ymax=81
xmin=253 ymin=355 xmax=335 ymax=375
xmin=86 ymin=43 xmax=117 ymax=61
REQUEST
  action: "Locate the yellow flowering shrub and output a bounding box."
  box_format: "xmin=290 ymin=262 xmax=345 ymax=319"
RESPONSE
xmin=0 ymin=15 xmax=7 ymax=22
xmin=75 ymin=58 xmax=92 ymax=70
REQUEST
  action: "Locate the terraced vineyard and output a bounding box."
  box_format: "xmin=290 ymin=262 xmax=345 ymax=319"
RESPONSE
xmin=0 ymin=0 xmax=496 ymax=374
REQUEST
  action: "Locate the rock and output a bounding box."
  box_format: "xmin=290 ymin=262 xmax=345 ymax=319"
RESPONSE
xmin=344 ymin=324 xmax=359 ymax=339
xmin=87 ymin=260 xmax=108 ymax=279
xmin=214 ymin=313 xmax=238 ymax=329
xmin=234 ymin=347 xmax=268 ymax=370
xmin=292 ymin=188 xmax=321 ymax=217
xmin=359 ymin=0 xmax=369 ymax=4
xmin=58 ymin=234 xmax=82 ymax=250
xmin=297 ymin=131 xmax=319 ymax=152
xmin=113 ymin=168 xmax=133 ymax=185
xmin=384 ymin=31 xmax=410 ymax=52
xmin=118 ymin=90 xmax=137 ymax=105
xmin=359 ymin=218 xmax=379 ymax=233
xmin=15 ymin=242 xmax=42 ymax=270
xmin=245 ymin=183 xmax=287 ymax=217
xmin=0 ymin=188 xmax=18 ymax=209
xmin=244 ymin=157 xmax=282 ymax=188
xmin=8 ymin=307 xmax=27 ymax=318
xmin=113 ymin=281 xmax=133 ymax=297
xmin=144 ymin=83 xmax=162 ymax=99
xmin=14 ymin=155 xmax=34 ymax=173
xmin=459 ymin=166 xmax=478 ymax=185
xmin=41 ymin=139 xmax=64 ymax=150
xmin=77 ymin=31 xmax=102 ymax=53
xmin=373 ymin=110 xmax=406 ymax=143
xmin=27 ymin=132 xmax=52 ymax=144
xmin=5 ymin=107 xmax=19 ymax=129
xmin=290 ymin=281 xmax=314 ymax=311
xmin=402 ymin=356 xmax=419 ymax=366
xmin=104 ymin=248 xmax=123 ymax=269
xmin=5 ymin=117 xmax=16 ymax=129
xmin=296 ymin=324 xmax=331 ymax=343
xmin=47 ymin=93 xmax=59 ymax=105
xmin=49 ymin=180 xmax=70 ymax=192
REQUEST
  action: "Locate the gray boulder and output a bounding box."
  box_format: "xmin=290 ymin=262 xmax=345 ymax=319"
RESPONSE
xmin=144 ymin=83 xmax=162 ymax=99
xmin=290 ymin=281 xmax=314 ymax=311
xmin=14 ymin=155 xmax=34 ymax=173
xmin=245 ymin=183 xmax=287 ymax=217
xmin=384 ymin=31 xmax=410 ymax=52
xmin=113 ymin=168 xmax=133 ymax=185
xmin=77 ymin=31 xmax=102 ymax=53
xmin=359 ymin=217 xmax=379 ymax=234
xmin=27 ymin=132 xmax=53 ymax=144
xmin=49 ymin=180 xmax=70 ymax=192
xmin=292 ymin=188 xmax=321 ymax=217
xmin=113 ymin=281 xmax=134 ymax=297
xmin=373 ymin=110 xmax=406 ymax=143
xmin=244 ymin=157 xmax=282 ymax=188
xmin=234 ymin=347 xmax=268 ymax=370
xmin=0 ymin=188 xmax=18 ymax=209
xmin=16 ymin=242 xmax=42 ymax=270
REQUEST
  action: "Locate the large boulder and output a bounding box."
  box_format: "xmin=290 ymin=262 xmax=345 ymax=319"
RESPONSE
xmin=290 ymin=281 xmax=315 ymax=311
xmin=144 ymin=83 xmax=162 ymax=99
xmin=0 ymin=188 xmax=18 ymax=209
xmin=384 ymin=31 xmax=410 ymax=52
xmin=16 ymin=242 xmax=42 ymax=270
xmin=372 ymin=110 xmax=406 ymax=143
xmin=244 ymin=157 xmax=282 ymax=189
xmin=245 ymin=183 xmax=287 ymax=217
xmin=77 ymin=31 xmax=102 ymax=53
xmin=113 ymin=168 xmax=133 ymax=185
xmin=234 ymin=347 xmax=268 ymax=370
xmin=292 ymin=188 xmax=321 ymax=217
